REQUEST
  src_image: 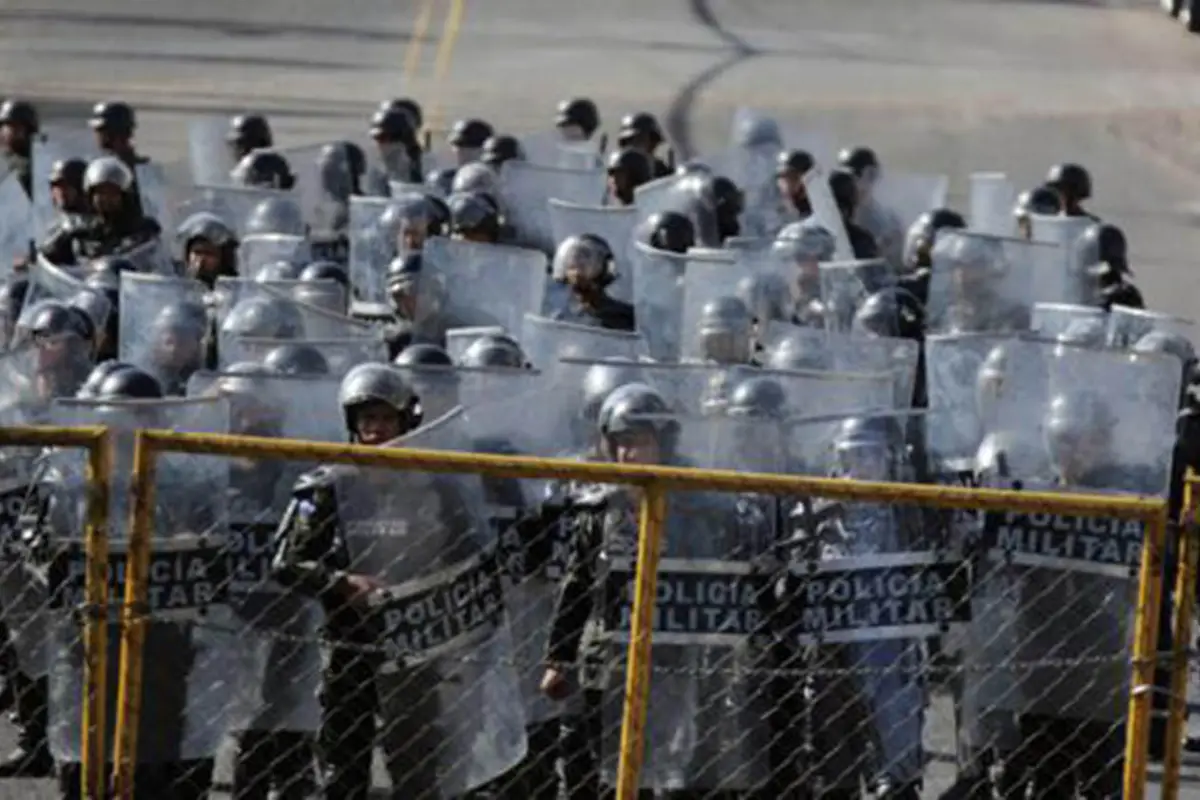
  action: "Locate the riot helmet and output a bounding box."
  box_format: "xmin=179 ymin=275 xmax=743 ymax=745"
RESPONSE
xmin=450 ymin=161 xmax=501 ymax=197
xmin=1046 ymin=162 xmax=1092 ymax=206
xmin=93 ymin=366 xmax=163 ymax=401
xmin=177 ymin=211 xmax=238 ymax=287
xmin=83 ymin=157 xmax=134 ymax=217
xmin=853 ymin=287 xmax=924 ymax=340
xmin=639 ymin=211 xmax=695 ymax=253
xmin=697 ymin=295 xmax=753 ymax=364
xmin=555 ymin=97 xmax=600 ymax=140
xmin=369 ymin=105 xmax=418 ymax=147
xmin=379 ymin=97 xmax=424 ymax=131
xmin=766 ymin=334 xmax=828 ymax=371
xmin=221 ymin=296 xmax=304 ymax=340
xmin=606 ymin=148 xmax=654 ymax=206
xmin=447 ymin=191 xmax=500 ymax=243
xmin=232 ymin=149 xmax=296 ymax=191
xmin=597 ymin=382 xmax=678 ymax=464
xmin=838 ymin=145 xmax=881 ymax=184
xmin=580 ymin=358 xmax=644 ymax=430
xmin=480 ymin=135 xmax=525 ymax=169
xmin=902 ymin=208 xmax=966 ymax=273
xmin=447 ymin=118 xmax=495 ymax=164
xmin=617 ymin=112 xmax=664 ymax=152
xmin=89 ymin=101 xmax=137 ymax=151
xmin=392 ymin=343 xmax=459 ymax=421
xmin=337 ymin=363 xmax=418 ymax=443
xmin=831 ymin=414 xmax=906 ymax=481
xmin=49 ymin=158 xmax=88 ymax=212
xmin=458 ymin=334 xmax=527 ymax=369
xmin=298 ymin=261 xmax=349 ymax=289
xmin=552 ymin=234 xmax=615 ymax=290
xmin=727 ymin=376 xmax=788 ymax=419
xmin=78 ymin=360 xmax=137 ymax=399
xmin=226 ymin=113 xmax=273 ymax=160
xmin=0 ymin=99 xmax=39 ymax=154
xmin=244 ymin=197 xmax=307 ymax=237
xmin=262 ymin=342 xmax=331 ymax=376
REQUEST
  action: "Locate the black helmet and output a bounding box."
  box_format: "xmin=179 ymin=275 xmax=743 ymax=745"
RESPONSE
xmin=617 ymin=112 xmax=663 ymax=148
xmin=318 ymin=141 xmax=366 ymax=197
xmin=852 ymin=287 xmax=924 ymax=340
xmin=458 ymin=334 xmax=526 ymax=369
xmin=232 ymin=150 xmax=296 ymax=191
xmin=902 ymin=207 xmax=966 ymax=271
xmin=424 ymin=194 xmax=450 ymax=235
xmin=0 ymin=99 xmax=39 ymax=133
xmin=49 ymin=158 xmax=87 ymax=191
xmin=448 ymin=191 xmax=500 ymax=239
xmin=338 ymin=363 xmax=419 ymax=438
xmin=393 ymin=343 xmax=454 ymax=368
xmin=710 ymin=176 xmax=744 ymax=218
xmin=448 ymin=118 xmax=495 ymax=150
xmin=244 ymin=198 xmax=306 ymax=237
xmin=828 ymin=169 xmax=859 ymax=214
xmin=641 ymin=211 xmax=695 ymax=253
xmin=78 ymin=360 xmax=136 ymax=398
xmin=177 ymin=211 xmax=238 ymax=252
xmin=776 ymin=149 xmax=814 ymax=177
xmin=554 ymin=98 xmax=600 ymax=137
xmin=298 ymin=261 xmax=349 ymax=288
xmin=226 ymin=114 xmax=273 ymax=153
xmin=262 ymin=343 xmax=331 ymax=376
xmin=481 ymin=135 xmax=525 ymax=168
xmin=1014 ymin=185 xmax=1063 ymax=218
xmin=1077 ymin=223 xmax=1129 ymax=274
xmin=84 ymin=157 xmax=134 ymax=193
xmin=379 ymin=97 xmax=424 ymax=131
xmin=27 ymin=300 xmax=93 ymax=342
xmin=597 ymin=382 xmax=678 ymax=456
xmin=1046 ymin=162 xmax=1092 ymax=202
xmin=89 ymin=101 xmax=136 ymax=135
xmin=369 ymin=106 xmax=418 ymax=146
xmin=837 ymin=146 xmax=880 ymax=178
xmin=727 ymin=376 xmax=788 ymax=419
xmin=94 ymin=367 xmax=162 ymax=400
xmin=607 ymin=148 xmax=654 ymax=186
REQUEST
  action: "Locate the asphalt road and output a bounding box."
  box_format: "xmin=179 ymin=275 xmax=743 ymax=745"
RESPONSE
xmin=2 ymin=0 xmax=1200 ymax=796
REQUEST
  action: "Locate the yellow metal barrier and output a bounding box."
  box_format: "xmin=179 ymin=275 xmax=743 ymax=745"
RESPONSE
xmin=1164 ymin=471 xmax=1200 ymax=800
xmin=0 ymin=426 xmax=110 ymax=800
xmin=115 ymin=429 xmax=1169 ymax=800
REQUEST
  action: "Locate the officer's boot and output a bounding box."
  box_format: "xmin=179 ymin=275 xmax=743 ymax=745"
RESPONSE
xmin=0 ymin=672 xmax=53 ymax=776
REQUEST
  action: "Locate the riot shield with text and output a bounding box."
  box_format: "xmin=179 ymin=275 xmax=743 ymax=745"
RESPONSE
xmin=44 ymin=395 xmax=235 ymax=764
xmin=334 ymin=407 xmax=527 ymax=795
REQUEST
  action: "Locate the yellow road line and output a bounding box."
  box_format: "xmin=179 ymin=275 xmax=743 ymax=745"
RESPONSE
xmin=427 ymin=0 xmax=465 ymax=134
xmin=402 ymin=0 xmax=437 ymax=86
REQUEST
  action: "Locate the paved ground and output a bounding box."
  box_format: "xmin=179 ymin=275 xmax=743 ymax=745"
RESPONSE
xmin=1 ymin=0 xmax=1200 ymax=796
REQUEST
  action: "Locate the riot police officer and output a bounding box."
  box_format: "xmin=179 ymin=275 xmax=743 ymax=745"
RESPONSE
xmin=776 ymin=148 xmax=815 ymax=218
xmin=176 ymin=212 xmax=238 ymax=288
xmin=226 ymin=113 xmax=274 ymax=162
xmin=1046 ymin=162 xmax=1098 ymax=221
xmin=40 ymin=157 xmax=161 ymax=266
xmin=369 ymin=105 xmax=422 ymax=184
xmin=89 ymin=100 xmax=151 ymax=215
xmin=448 ymin=191 xmax=502 ymax=244
xmin=606 ymin=148 xmax=655 ymax=206
xmin=709 ymin=175 xmax=745 ymax=242
xmin=1013 ymin=185 xmax=1061 ymax=240
xmin=47 ymin=159 xmax=89 ymax=218
xmin=270 ymin=363 xmax=420 ymax=800
xmin=0 ymin=99 xmax=40 ymax=198
xmin=549 ymin=234 xmax=635 ymax=330
xmin=1077 ymin=222 xmax=1144 ymax=309
xmin=232 ymin=150 xmax=296 ymax=191
xmin=829 ymin=168 xmax=880 ymax=259
xmin=447 ymin=118 xmax=495 ymax=167
xmin=555 ymin=97 xmax=601 ymax=142
xmin=616 ymin=111 xmax=671 ymax=177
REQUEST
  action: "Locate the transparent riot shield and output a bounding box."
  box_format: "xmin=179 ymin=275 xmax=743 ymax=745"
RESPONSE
xmin=802 ymin=166 xmax=853 ymax=261
xmin=1030 ymin=302 xmax=1108 ymax=343
xmin=44 ymin=395 xmax=235 ymax=764
xmin=521 ymin=132 xmax=603 ymax=170
xmin=18 ymin=256 xmax=108 ymax=331
xmin=237 ymin=234 xmax=312 ymax=279
xmin=122 ymin=237 xmax=175 ymax=275
xmin=333 ymin=407 xmax=527 ymax=796
xmin=218 ymin=335 xmax=386 ymax=375
xmin=520 ymin=313 xmax=648 ymax=373
xmin=500 ymin=161 xmax=608 ymax=253
xmin=777 ymin=408 xmax=965 ymax=793
xmin=0 ymin=172 xmax=34 ymax=266
xmin=188 ymin=116 xmax=236 ymax=188
xmin=761 ymin=320 xmax=919 ymax=410
xmin=136 ymin=162 xmax=173 ymax=234
xmin=347 ymin=195 xmax=395 ymax=303
xmin=446 ymin=326 xmax=507 ymax=363
xmin=968 ymin=172 xmax=1017 ymax=237
xmin=630 ymin=242 xmax=687 ymax=361
xmin=678 ymin=249 xmax=784 ymax=361
xmin=118 ymin=272 xmax=209 ymax=394
xmin=594 ymin=410 xmax=788 ymax=790
xmin=179 ymin=186 xmax=302 ymax=237
xmin=859 ymin=170 xmax=949 ymax=268
xmin=959 ymin=339 xmax=1177 ymax=772
xmin=547 ymin=199 xmax=638 ymax=302
xmin=422 ymin=238 xmax=547 ymax=337
xmin=186 ymin=370 xmax=341 ymax=735
xmin=32 ymin=132 xmax=98 ymax=239
xmin=213 ymin=277 xmax=375 ymax=344
xmin=925 ymin=230 xmax=1058 ymax=335
xmin=1106 ymin=305 xmax=1195 ymax=350
xmin=1028 ymin=214 xmax=1093 ymax=305
xmin=273 ymin=143 xmax=335 ymax=229
xmin=818 ymin=258 xmax=897 ymax=333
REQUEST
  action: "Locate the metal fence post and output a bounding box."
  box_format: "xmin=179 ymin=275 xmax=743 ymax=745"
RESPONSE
xmin=82 ymin=432 xmax=111 ymax=800
xmin=1163 ymin=471 xmax=1199 ymax=800
xmin=1124 ymin=507 xmax=1169 ymax=800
